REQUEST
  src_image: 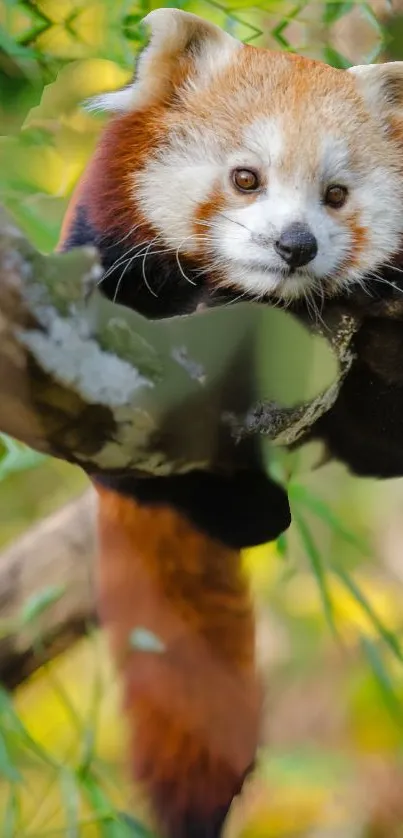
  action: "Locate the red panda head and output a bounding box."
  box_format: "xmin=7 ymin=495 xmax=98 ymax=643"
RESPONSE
xmin=88 ymin=9 xmax=403 ymax=305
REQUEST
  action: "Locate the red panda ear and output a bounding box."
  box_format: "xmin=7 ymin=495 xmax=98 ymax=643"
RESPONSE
xmin=348 ymin=62 xmax=403 ymax=122
xmin=89 ymin=9 xmax=241 ymax=113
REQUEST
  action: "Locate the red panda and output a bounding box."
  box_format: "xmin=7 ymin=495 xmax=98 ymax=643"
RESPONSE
xmin=58 ymin=9 xmax=403 ymax=837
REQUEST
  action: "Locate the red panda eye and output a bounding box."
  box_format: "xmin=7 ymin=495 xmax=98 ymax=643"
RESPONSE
xmin=232 ymin=168 xmax=260 ymax=192
xmin=324 ymin=184 xmax=348 ymax=209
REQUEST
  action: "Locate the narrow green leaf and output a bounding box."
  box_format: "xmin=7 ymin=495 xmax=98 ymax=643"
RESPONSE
xmin=0 ymin=687 xmax=59 ymax=768
xmin=333 ymin=567 xmax=403 ymax=662
xmin=19 ymin=585 xmax=65 ymax=626
xmin=0 ymin=433 xmax=46 ymax=481
xmin=292 ymin=511 xmax=338 ymax=639
xmin=3 ymin=786 xmax=20 ymax=838
xmin=0 ymin=27 xmax=38 ymax=60
xmin=60 ymin=769 xmax=80 ymax=838
xmin=117 ymin=813 xmax=155 ymax=838
xmin=276 ymin=532 xmax=288 ymax=557
xmin=323 ymin=45 xmax=352 ymax=68
xmin=79 ymin=631 xmax=104 ymax=771
xmin=361 ymin=636 xmax=403 ymax=725
xmin=0 ymin=729 xmax=22 ymax=783
xmin=290 ymin=483 xmax=369 ymax=555
xmin=323 ymin=0 xmax=354 ymax=25
xmin=77 ymin=771 xmax=133 ymax=837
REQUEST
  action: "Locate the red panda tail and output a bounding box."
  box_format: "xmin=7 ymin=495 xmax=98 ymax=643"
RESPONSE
xmin=95 ymin=484 xmax=262 ymax=838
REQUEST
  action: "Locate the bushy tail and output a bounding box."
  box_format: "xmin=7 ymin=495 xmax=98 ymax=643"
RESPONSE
xmin=95 ymin=484 xmax=261 ymax=838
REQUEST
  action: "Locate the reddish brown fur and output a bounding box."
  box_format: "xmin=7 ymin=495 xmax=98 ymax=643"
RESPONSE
xmin=348 ymin=211 xmax=368 ymax=269
xmin=166 ymin=46 xmax=367 ymax=146
xmin=336 ymin=211 xmax=368 ymax=274
xmin=58 ymin=175 xmax=86 ymax=251
xmin=58 ymin=154 xmax=261 ymax=834
xmin=77 ymin=46 xmax=371 ymax=251
xmin=193 ymin=188 xmax=225 ymax=234
xmin=81 ymin=107 xmax=170 ymax=239
xmin=192 ymin=187 xmax=226 ymax=269
xmin=57 ymin=27 xmax=399 ymax=834
xmin=55 ymin=47 xmax=356 ymax=835
xmin=96 ymin=486 xmax=261 ymax=835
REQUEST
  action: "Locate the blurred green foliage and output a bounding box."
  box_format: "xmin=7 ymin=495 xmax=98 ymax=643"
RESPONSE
xmin=1 ymin=1 xmax=403 ymax=837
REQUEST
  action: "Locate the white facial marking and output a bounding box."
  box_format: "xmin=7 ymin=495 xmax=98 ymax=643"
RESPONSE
xmin=242 ymin=118 xmax=284 ymax=167
xmin=135 ymin=132 xmax=225 ymax=246
xmin=204 ymin=117 xmax=402 ymax=300
xmin=133 ymin=85 xmax=403 ymax=302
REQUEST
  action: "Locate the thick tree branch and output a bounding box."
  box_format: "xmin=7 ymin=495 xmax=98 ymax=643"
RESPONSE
xmin=0 ymin=205 xmax=356 ymax=686
xmin=2 ymin=208 xmax=403 ymax=685
xmin=0 ymin=205 xmax=360 ymax=479
xmin=0 ymin=489 xmax=96 ymax=687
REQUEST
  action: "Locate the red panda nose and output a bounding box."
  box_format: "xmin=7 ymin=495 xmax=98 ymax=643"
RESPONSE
xmin=274 ymin=223 xmax=318 ymax=269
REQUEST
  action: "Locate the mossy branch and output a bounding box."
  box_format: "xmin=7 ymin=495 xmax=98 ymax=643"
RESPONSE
xmin=0 ymin=205 xmax=361 ymax=481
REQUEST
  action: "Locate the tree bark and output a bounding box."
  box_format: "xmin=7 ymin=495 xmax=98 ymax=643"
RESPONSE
xmin=0 ymin=205 xmax=371 ymax=686
xmin=0 ymin=489 xmax=96 ymax=687
xmin=0 ymin=204 xmax=360 ymax=479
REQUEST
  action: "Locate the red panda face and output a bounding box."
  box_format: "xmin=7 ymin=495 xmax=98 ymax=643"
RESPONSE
xmin=90 ymin=9 xmax=403 ymax=304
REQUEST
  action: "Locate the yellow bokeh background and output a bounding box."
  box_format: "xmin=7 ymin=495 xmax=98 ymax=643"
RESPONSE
xmin=2 ymin=1 xmax=403 ymax=836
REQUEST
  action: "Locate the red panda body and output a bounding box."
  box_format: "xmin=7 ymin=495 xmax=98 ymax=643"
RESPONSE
xmin=59 ymin=10 xmax=403 ymax=836
xmin=97 ymin=487 xmax=261 ymax=838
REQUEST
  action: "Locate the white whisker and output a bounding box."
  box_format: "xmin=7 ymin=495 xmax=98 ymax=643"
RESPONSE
xmin=113 ymin=255 xmax=134 ymax=304
xmin=142 ymin=242 xmax=159 ymax=298
xmin=104 ymin=223 xmax=142 ymax=250
xmin=97 ymin=238 xmax=158 ymax=286
xmin=175 ymin=241 xmax=197 ymax=286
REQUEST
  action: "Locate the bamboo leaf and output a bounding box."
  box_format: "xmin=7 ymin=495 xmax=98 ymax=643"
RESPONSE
xmin=0 ymin=729 xmax=22 ymax=783
xmin=292 ymin=511 xmax=339 ymax=639
xmin=290 ymin=483 xmax=369 ymax=556
xmin=361 ymin=636 xmax=403 ymax=725
xmin=333 ymin=568 xmax=403 ymax=662
xmin=19 ymin=585 xmax=65 ymax=626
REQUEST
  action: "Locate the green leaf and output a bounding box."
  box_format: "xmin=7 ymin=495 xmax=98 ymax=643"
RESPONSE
xmin=117 ymin=813 xmax=155 ymax=838
xmin=333 ymin=567 xmax=403 ymax=663
xmin=0 ymin=434 xmax=46 ymax=482
xmin=0 ymin=26 xmax=38 ymax=61
xmin=3 ymin=787 xmax=20 ymax=838
xmin=323 ymin=0 xmax=354 ymax=25
xmin=60 ymin=769 xmax=81 ymax=838
xmin=323 ymin=45 xmax=352 ymax=68
xmin=276 ymin=532 xmax=288 ymax=557
xmin=361 ymin=636 xmax=403 ymax=725
xmin=19 ymin=585 xmax=66 ymax=627
xmin=290 ymin=483 xmax=370 ymax=556
xmin=0 ymin=729 xmax=22 ymax=783
xmin=292 ymin=510 xmax=339 ymax=639
xmin=0 ymin=687 xmax=59 ymax=768
xmin=78 ymin=772 xmax=139 ymax=837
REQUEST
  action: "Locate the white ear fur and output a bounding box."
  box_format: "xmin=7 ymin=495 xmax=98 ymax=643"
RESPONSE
xmin=86 ymin=86 xmax=136 ymax=113
xmin=88 ymin=9 xmax=241 ymax=114
xmin=348 ymin=62 xmax=403 ymax=119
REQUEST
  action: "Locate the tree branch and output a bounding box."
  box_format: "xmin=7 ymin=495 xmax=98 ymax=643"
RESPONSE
xmin=0 ymin=205 xmax=358 ymax=686
xmin=2 ymin=205 xmax=403 ymax=685
xmin=0 ymin=204 xmax=360 ymax=479
xmin=0 ymin=489 xmax=96 ymax=687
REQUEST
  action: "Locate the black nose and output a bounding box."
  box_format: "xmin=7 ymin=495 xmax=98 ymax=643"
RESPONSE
xmin=274 ymin=223 xmax=318 ymax=269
